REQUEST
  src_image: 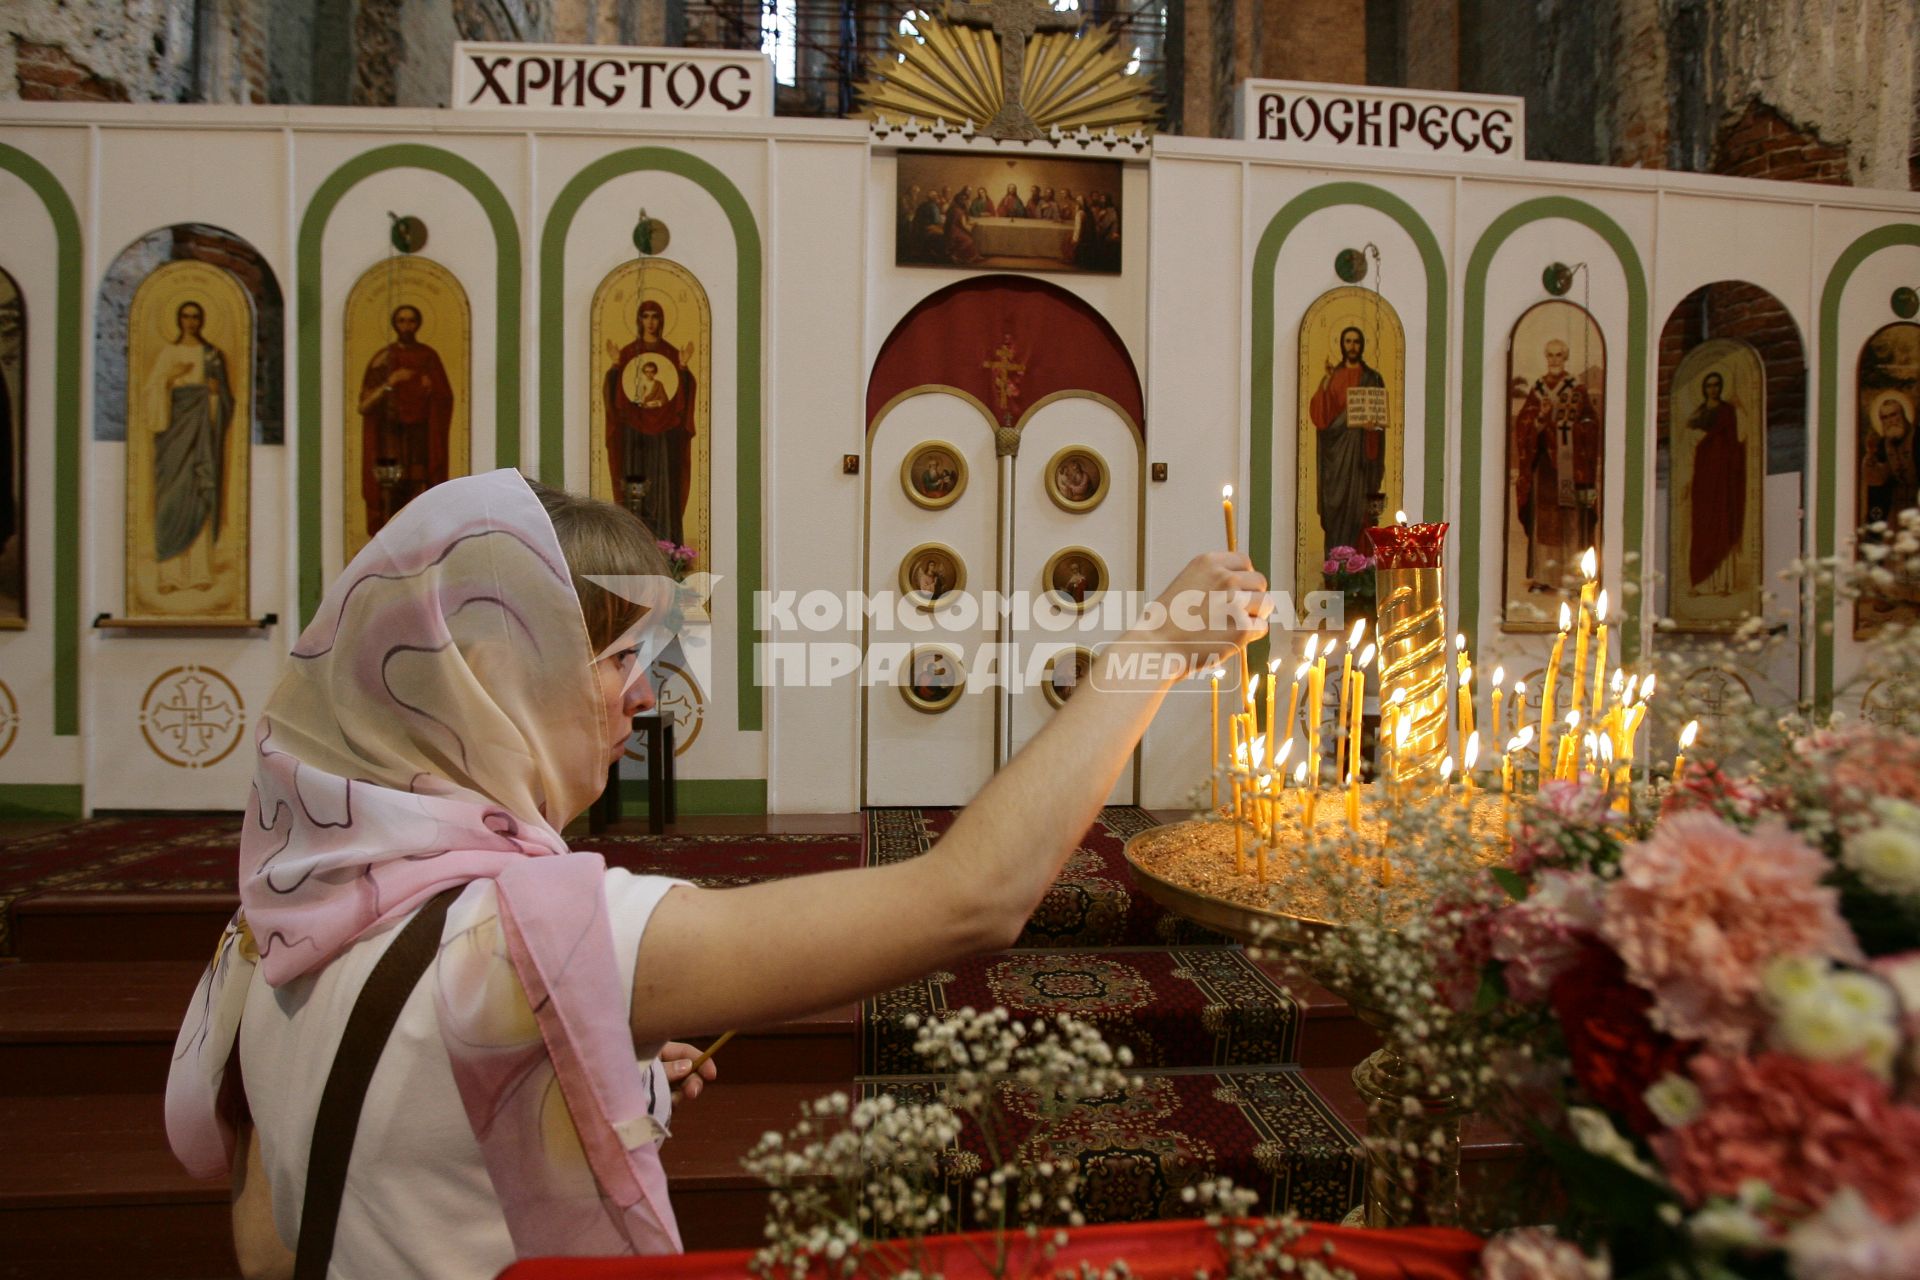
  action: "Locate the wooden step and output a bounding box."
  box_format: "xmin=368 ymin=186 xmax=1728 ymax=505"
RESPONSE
xmin=0 ymin=960 xmax=203 ymax=1095
xmin=1258 ymin=962 xmax=1383 ymax=1071
xmin=0 ymin=960 xmax=858 ymax=1093
xmin=0 ymin=1093 xmax=234 ymax=1280
xmin=0 ymin=1081 xmax=835 ymax=1277
xmin=11 ymin=892 xmax=236 ymax=964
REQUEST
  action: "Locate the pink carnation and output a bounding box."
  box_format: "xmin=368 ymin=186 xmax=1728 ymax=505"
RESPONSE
xmin=1652 ymin=1051 xmax=1920 ymax=1225
xmin=1600 ymin=813 xmax=1862 ymax=1052
xmin=1489 ymin=868 xmax=1606 ymax=1002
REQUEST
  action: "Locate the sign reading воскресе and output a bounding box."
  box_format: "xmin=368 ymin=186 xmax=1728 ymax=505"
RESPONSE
xmin=1234 ymin=80 xmax=1525 ymax=159
xmin=454 ymin=41 xmax=771 ymax=116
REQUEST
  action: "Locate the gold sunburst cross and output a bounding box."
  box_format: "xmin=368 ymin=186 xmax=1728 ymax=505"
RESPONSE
xmin=857 ymin=0 xmax=1158 ymax=141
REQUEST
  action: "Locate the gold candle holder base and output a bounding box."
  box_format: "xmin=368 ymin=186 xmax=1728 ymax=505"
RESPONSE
xmin=1124 ymin=810 xmax=1496 ymax=1227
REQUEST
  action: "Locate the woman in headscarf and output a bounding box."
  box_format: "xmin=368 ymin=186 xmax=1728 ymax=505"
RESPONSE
xmin=167 ymin=468 xmax=1265 ymax=1276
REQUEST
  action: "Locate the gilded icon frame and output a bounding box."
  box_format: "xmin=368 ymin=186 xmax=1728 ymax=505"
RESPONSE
xmin=1042 ymin=546 xmax=1107 ymax=614
xmin=1043 ymin=445 xmax=1108 ymax=514
xmin=901 ymin=439 xmax=968 ymax=510
xmin=901 ymin=643 xmax=965 ymax=714
xmin=899 ymin=541 xmax=967 ymax=610
xmin=1042 ymin=645 xmax=1097 ymax=709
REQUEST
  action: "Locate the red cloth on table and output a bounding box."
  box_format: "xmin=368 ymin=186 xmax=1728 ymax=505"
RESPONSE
xmin=497 ymin=1218 xmax=1482 ymax=1280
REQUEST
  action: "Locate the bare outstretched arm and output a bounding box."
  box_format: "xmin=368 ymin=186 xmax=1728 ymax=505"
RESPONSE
xmin=629 ymin=551 xmax=1268 ymax=1044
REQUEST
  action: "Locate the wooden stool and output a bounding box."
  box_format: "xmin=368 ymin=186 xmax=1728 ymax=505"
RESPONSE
xmin=591 ymin=712 xmax=676 ymax=835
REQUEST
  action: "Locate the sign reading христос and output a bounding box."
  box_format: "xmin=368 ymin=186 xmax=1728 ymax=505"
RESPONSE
xmin=453 ymin=41 xmax=771 ymax=116
xmin=1234 ymin=80 xmax=1525 ymax=159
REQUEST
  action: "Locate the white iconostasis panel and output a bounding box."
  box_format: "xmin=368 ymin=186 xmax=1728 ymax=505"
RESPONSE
xmin=1813 ymin=211 xmax=1920 ymax=714
xmin=302 ymin=134 xmax=526 ymax=579
xmin=764 ymin=137 xmax=871 ymax=815
xmin=864 ymin=393 xmax=1000 ymax=806
xmin=84 ymin=126 xmax=290 ymax=808
xmin=1456 ymin=190 xmax=1651 ymax=752
xmin=1249 ymin=172 xmax=1452 ymax=601
xmin=0 ymin=128 xmax=87 ymax=786
xmin=1645 ymin=195 xmax=1817 ymax=733
xmin=546 ymin=136 xmax=762 ymax=787
xmin=1136 ymin=152 xmax=1245 ymax=809
xmin=1006 ymin=395 xmax=1141 ymax=805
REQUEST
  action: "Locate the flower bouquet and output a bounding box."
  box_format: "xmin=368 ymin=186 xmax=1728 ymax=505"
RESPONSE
xmin=1322 ymin=545 xmax=1376 ymax=626
xmin=1451 ymin=719 xmax=1920 ymax=1277
xmin=658 ymin=539 xmax=697 ymax=582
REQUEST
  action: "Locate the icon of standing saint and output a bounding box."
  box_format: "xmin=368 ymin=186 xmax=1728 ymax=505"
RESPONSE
xmin=342 ymin=256 xmax=470 ymax=559
xmin=125 ymin=259 xmax=252 ymax=621
xmin=589 ymin=259 xmax=711 ymax=566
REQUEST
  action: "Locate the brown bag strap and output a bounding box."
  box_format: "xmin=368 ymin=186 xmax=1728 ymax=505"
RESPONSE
xmin=294 ymin=886 xmax=462 ymax=1280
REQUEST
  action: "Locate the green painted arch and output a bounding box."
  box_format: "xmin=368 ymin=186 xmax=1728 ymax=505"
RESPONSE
xmin=1249 ymin=181 xmax=1448 ymax=674
xmin=1813 ymin=222 xmax=1920 ymax=709
xmin=296 ymin=145 xmax=522 ymax=624
xmin=539 ymin=148 xmax=763 ymax=733
xmin=1460 ymin=197 xmax=1648 ymax=661
xmin=0 ymin=144 xmax=83 ymax=737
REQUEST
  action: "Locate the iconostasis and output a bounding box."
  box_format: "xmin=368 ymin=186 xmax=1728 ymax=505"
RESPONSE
xmin=0 ymin=102 xmax=1916 ymax=818
xmin=1143 ymin=141 xmax=1919 ymax=806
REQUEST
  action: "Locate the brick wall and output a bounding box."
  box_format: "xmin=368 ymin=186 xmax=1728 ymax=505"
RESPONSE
xmin=13 ymin=37 xmax=132 ymax=102
xmin=1257 ymin=0 xmax=1365 ymax=88
xmin=1714 ymin=99 xmax=1852 ymax=187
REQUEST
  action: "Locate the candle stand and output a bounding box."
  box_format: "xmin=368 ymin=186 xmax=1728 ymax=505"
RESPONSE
xmin=1123 ymin=810 xmax=1485 ymax=1229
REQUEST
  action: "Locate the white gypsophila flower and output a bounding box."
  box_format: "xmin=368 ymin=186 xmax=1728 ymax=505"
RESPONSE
xmin=1642 ymin=1073 xmax=1705 ymax=1129
xmin=1843 ymin=824 xmax=1920 ymax=899
xmin=1687 ymin=1202 xmax=1773 ymax=1252
xmin=1567 ymin=1106 xmax=1663 ymax=1183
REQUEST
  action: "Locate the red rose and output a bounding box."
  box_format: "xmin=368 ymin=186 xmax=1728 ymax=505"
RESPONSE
xmin=1548 ymin=944 xmax=1694 ymax=1134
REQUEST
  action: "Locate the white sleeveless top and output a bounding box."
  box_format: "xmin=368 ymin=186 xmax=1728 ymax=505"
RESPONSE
xmin=239 ymin=868 xmax=680 ymax=1278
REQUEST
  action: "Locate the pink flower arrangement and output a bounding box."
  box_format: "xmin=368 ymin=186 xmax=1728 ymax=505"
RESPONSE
xmin=656 ymin=539 xmax=697 ymax=581
xmin=1653 ymin=1051 xmax=1920 ymax=1226
xmin=1320 ymin=544 xmax=1373 ymax=578
xmin=1599 ymin=813 xmax=1862 ymax=1052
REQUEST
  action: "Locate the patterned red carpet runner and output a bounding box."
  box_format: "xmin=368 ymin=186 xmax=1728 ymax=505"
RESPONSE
xmin=859 ymin=808 xmax=1364 ymax=1223
xmin=0 ymin=817 xmax=860 ymax=956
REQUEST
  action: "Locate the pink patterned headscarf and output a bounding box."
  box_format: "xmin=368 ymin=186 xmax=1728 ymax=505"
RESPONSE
xmin=165 ymin=468 xmax=681 ymax=1256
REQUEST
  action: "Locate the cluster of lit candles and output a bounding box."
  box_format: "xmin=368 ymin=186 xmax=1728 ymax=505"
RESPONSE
xmin=1209 ymin=487 xmax=1699 ymax=880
